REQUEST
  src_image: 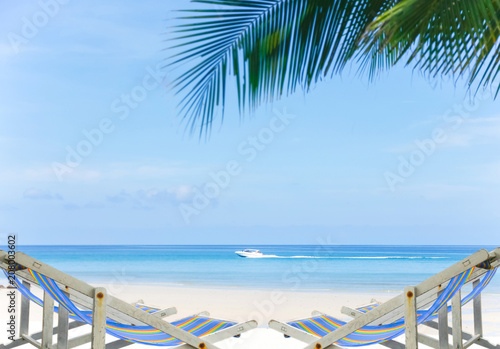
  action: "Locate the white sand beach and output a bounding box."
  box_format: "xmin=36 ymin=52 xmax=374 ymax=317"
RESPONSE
xmin=1 ymin=284 xmax=499 ymax=349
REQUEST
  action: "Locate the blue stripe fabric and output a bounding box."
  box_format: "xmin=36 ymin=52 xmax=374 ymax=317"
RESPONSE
xmin=288 ymin=267 xmax=497 ymax=346
xmin=3 ymin=270 xmax=237 ymax=347
xmin=355 ymin=267 xmax=497 ymax=317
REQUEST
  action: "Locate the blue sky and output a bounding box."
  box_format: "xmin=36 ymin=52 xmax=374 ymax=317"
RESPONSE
xmin=0 ymin=1 xmax=499 ymax=245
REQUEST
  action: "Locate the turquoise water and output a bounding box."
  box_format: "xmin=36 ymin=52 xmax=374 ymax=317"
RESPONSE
xmin=3 ymin=245 xmax=499 ymax=293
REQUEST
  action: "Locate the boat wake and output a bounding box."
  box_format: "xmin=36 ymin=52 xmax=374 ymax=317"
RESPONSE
xmin=245 ymin=255 xmax=446 ymax=259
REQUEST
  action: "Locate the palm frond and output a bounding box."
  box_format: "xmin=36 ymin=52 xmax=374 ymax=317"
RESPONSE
xmin=168 ymin=0 xmax=500 ymax=136
xmin=167 ymin=0 xmax=389 ymax=137
xmin=362 ymin=0 xmax=500 ymax=95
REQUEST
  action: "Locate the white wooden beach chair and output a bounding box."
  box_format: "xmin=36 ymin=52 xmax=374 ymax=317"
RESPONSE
xmin=269 ymin=248 xmax=500 ymax=349
xmin=0 ymin=250 xmax=257 ymax=349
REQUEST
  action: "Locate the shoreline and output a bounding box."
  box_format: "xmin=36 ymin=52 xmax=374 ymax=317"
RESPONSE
xmin=79 ymin=280 xmax=408 ymax=294
xmin=4 ymin=278 xmax=500 ymax=295
xmin=21 ymin=277 xmax=500 ymax=295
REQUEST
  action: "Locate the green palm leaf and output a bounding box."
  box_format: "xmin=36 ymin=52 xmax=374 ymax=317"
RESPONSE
xmin=361 ymin=0 xmax=500 ymax=94
xmin=167 ymin=0 xmax=390 ymax=136
xmin=167 ymin=0 xmax=500 ymax=136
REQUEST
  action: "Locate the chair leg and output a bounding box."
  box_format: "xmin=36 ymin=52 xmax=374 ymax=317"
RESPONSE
xmin=91 ymin=287 xmax=107 ymax=349
xmin=473 ymin=280 xmax=483 ymax=337
xmin=42 ymin=291 xmax=55 ymax=349
xmin=57 ymin=291 xmax=70 ymax=349
xmin=19 ymin=281 xmax=31 ymax=338
xmin=438 ymin=299 xmax=449 ymax=349
xmin=451 ymin=290 xmax=463 ymax=349
xmin=404 ymin=286 xmax=418 ymax=349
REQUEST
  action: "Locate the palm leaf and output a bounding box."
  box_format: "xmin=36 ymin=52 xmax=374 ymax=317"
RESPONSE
xmin=167 ymin=0 xmax=390 ymax=137
xmin=362 ymin=0 xmax=500 ymax=95
xmin=167 ymin=0 xmax=500 ymax=136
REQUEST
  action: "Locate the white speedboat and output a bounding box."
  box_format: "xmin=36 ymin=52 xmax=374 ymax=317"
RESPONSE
xmin=235 ymin=249 xmax=264 ymax=258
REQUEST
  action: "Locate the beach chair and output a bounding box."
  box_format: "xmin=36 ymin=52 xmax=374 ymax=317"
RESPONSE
xmin=0 ymin=250 xmax=257 ymax=349
xmin=269 ymin=248 xmax=500 ymax=349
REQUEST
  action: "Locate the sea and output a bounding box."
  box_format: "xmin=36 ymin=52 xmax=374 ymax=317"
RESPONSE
xmin=3 ymin=245 xmax=499 ymax=293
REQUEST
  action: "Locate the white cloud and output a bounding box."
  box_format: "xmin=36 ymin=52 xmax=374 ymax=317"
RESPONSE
xmin=104 ymin=163 xmax=201 ymax=180
xmin=444 ymin=117 xmax=500 ymax=147
xmin=0 ymin=42 xmax=43 ymax=59
xmin=0 ymin=43 xmax=17 ymax=57
xmin=467 ymin=162 xmax=500 ymax=184
xmin=83 ymin=201 xmax=105 ymax=209
xmin=378 ymin=183 xmax=481 ymax=200
xmin=0 ymin=167 xmax=100 ymax=183
xmin=0 ymin=164 xmax=186 ymax=184
xmin=23 ymin=188 xmax=63 ymax=200
xmin=174 ymin=185 xmax=195 ymax=201
xmin=63 ymin=202 xmax=80 ymax=210
xmin=386 ymin=116 xmax=500 ymax=154
xmin=107 ymin=186 xmax=195 ymax=208
xmin=0 ymin=203 xmax=17 ymax=211
xmin=107 ymin=190 xmax=130 ymax=203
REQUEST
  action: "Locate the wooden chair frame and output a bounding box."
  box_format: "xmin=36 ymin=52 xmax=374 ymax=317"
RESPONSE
xmin=0 ymin=251 xmax=257 ymax=349
xmin=269 ymin=248 xmax=500 ymax=349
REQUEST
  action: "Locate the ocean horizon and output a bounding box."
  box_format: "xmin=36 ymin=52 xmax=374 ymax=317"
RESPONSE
xmin=2 ymin=245 xmax=499 ymax=293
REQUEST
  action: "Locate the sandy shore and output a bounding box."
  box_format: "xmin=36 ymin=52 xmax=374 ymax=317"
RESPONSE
xmin=1 ymin=284 xmax=499 ymax=348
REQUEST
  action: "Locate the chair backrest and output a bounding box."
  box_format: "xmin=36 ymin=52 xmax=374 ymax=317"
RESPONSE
xmin=0 ymin=250 xmax=233 ymax=349
xmin=372 ymin=261 xmax=498 ymax=326
xmin=298 ymin=248 xmax=500 ymax=349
